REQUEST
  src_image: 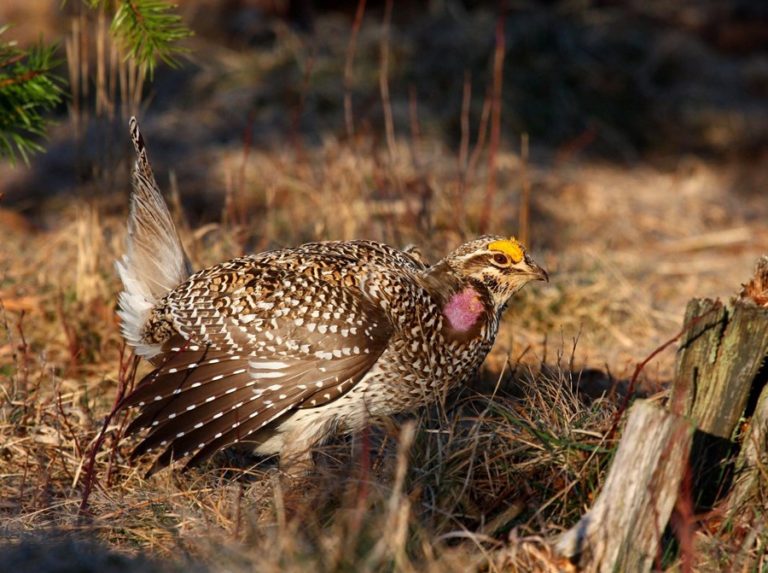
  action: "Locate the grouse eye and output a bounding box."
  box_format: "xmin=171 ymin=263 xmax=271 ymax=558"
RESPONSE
xmin=492 ymin=253 xmax=510 ymax=267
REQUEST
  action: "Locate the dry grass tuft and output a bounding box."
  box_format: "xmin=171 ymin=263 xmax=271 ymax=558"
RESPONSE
xmin=0 ymin=171 xmax=623 ymax=570
xmin=1 ymin=129 xmax=766 ymax=569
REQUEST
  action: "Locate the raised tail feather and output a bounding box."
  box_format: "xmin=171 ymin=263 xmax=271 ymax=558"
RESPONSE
xmin=116 ymin=117 xmax=192 ymax=358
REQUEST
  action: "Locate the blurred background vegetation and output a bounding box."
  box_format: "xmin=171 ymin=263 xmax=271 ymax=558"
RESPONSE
xmin=1 ymin=0 xmax=765 ymax=216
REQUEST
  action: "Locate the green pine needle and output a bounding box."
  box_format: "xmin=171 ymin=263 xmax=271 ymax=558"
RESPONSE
xmin=111 ymin=0 xmax=193 ymax=78
xmin=0 ymin=26 xmax=65 ymax=165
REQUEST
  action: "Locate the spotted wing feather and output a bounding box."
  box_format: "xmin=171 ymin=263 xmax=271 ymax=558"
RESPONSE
xmin=121 ymin=253 xmax=395 ymax=473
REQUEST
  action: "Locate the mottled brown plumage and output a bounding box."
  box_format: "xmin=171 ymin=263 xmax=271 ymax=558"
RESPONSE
xmin=117 ymin=118 xmax=548 ymax=475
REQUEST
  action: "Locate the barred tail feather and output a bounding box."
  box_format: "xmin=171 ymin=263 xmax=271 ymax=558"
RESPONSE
xmin=117 ymin=117 xmax=192 ymax=358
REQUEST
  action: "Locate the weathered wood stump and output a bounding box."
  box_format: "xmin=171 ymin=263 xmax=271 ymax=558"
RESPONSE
xmin=555 ymin=401 xmax=694 ymax=572
xmin=726 ymin=380 xmax=768 ymax=522
xmin=552 ymin=257 xmax=768 ymax=571
xmin=669 ymin=299 xmax=768 ymax=438
xmin=722 ymin=257 xmax=768 ymax=524
xmin=669 ymin=257 xmax=768 ymax=511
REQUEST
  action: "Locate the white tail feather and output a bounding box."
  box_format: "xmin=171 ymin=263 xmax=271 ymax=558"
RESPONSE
xmin=117 ymin=117 xmax=192 ymax=358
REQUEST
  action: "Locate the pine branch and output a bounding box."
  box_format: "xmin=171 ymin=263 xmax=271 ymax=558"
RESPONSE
xmin=0 ymin=26 xmax=64 ymax=165
xmin=0 ymin=2 xmax=190 ymax=164
xmin=111 ymin=0 xmax=192 ymax=78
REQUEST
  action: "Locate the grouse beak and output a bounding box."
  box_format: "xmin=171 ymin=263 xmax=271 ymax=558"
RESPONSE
xmin=526 ymin=260 xmax=549 ymax=283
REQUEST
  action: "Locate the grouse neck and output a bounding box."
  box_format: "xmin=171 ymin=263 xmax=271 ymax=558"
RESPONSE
xmin=443 ymin=287 xmax=486 ymax=332
xmin=421 ymin=262 xmax=493 ymax=336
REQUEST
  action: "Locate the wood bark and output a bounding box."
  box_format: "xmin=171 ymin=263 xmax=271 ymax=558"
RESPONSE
xmin=724 ymin=257 xmax=768 ymax=520
xmin=726 ymin=380 xmax=768 ymax=521
xmin=669 ymin=298 xmax=768 ymax=438
xmin=551 ymin=259 xmax=768 ymax=571
xmin=555 ymin=400 xmax=694 ymax=573
xmin=667 ymin=258 xmax=768 ymax=514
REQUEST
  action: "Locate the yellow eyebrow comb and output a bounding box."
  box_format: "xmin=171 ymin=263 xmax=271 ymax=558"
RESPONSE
xmin=488 ymin=238 xmax=524 ymax=263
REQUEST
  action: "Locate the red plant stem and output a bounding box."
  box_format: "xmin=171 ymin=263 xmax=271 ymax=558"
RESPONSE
xmin=15 ymin=310 xmax=30 ymax=394
xmin=106 ymin=351 xmax=139 ymax=487
xmin=518 ymin=133 xmax=531 ymax=246
xmin=234 ymin=110 xmax=255 ymax=246
xmin=344 ymin=0 xmax=367 ymax=140
xmin=408 ymin=85 xmax=422 ymax=169
xmin=56 ymin=387 xmax=83 ymax=459
xmin=379 ymin=0 xmax=396 ymax=165
xmin=0 ymin=70 xmax=44 ymax=89
xmin=479 ymin=11 xmax=506 ymax=234
xmin=669 ymin=463 xmax=696 ymax=573
xmin=467 ymin=87 xmax=491 ymax=183
xmin=78 ymin=343 xmax=137 ymax=519
xmin=454 ymin=72 xmax=472 ymax=235
xmin=606 ymin=302 xmax=722 ymax=442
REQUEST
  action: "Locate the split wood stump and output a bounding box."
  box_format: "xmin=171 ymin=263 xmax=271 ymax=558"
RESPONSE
xmin=553 ymin=257 xmax=768 ymax=572
xmin=670 ymin=257 xmax=768 ymax=512
xmin=555 ymin=400 xmax=694 ymax=572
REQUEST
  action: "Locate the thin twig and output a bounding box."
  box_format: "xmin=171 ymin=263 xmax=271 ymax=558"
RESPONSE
xmin=66 ymin=16 xmax=81 ymax=140
xmin=479 ymin=12 xmax=506 ymax=234
xmin=95 ymin=4 xmax=107 ymax=117
xmin=238 ymin=111 xmax=255 ymax=230
xmin=606 ymin=302 xmax=722 ymax=442
xmin=518 ymin=133 xmax=531 ymax=245
xmin=408 ymin=85 xmax=422 ymax=170
xmin=78 ymin=344 xmax=137 ymax=519
xmin=669 ymin=463 xmax=696 ymax=573
xmin=454 ymin=71 xmax=472 ymax=235
xmin=343 ymin=0 xmax=367 ymax=141
xmin=379 ymin=0 xmax=396 ymax=166
xmin=56 ymin=292 xmax=81 ymax=376
xmin=55 ymin=386 xmax=83 ymax=460
xmin=79 ymin=9 xmax=90 ymax=118
xmin=15 ymin=310 xmax=30 ymax=394
xmin=290 ymin=40 xmax=316 ymax=163
xmin=467 ymin=86 xmax=492 ymax=183
xmin=0 ymin=70 xmax=44 ymax=89
xmin=105 ymin=347 xmax=139 ymax=487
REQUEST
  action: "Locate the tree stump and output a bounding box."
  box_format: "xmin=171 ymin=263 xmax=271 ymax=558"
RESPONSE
xmin=723 ymin=257 xmax=768 ymax=522
xmin=553 ymin=258 xmax=768 ymax=571
xmin=669 ymin=299 xmax=768 ymax=436
xmin=668 ymin=257 xmax=768 ymax=509
xmin=555 ymin=400 xmax=694 ymax=573
xmin=726 ymin=380 xmax=768 ymax=522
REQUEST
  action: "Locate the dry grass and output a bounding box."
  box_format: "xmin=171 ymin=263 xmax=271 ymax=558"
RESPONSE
xmin=2 ymin=138 xmax=766 ymax=570
xmin=0 ymin=272 xmax=615 ymax=572
xmin=0 ymin=141 xmax=589 ymax=570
